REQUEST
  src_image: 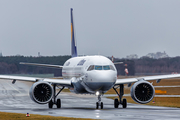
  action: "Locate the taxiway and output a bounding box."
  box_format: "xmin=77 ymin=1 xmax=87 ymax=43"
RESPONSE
xmin=0 ymin=79 xmax=180 ymax=120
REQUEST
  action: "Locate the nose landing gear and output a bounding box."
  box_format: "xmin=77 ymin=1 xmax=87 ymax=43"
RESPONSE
xmin=95 ymin=91 xmax=103 ymax=109
xmin=96 ymin=95 xmax=103 ymax=109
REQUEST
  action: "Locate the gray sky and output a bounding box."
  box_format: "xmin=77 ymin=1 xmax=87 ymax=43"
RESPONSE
xmin=0 ymin=0 xmax=180 ymax=58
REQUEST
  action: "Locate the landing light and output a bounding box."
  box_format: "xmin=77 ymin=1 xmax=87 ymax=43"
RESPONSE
xmin=95 ymin=91 xmax=100 ymax=96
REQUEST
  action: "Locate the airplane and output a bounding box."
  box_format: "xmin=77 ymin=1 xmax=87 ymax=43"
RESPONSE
xmin=0 ymin=8 xmax=180 ymax=109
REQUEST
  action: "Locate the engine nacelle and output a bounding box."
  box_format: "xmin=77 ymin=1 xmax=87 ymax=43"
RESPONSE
xmin=131 ymin=80 xmax=155 ymax=104
xmin=29 ymin=81 xmax=54 ymax=104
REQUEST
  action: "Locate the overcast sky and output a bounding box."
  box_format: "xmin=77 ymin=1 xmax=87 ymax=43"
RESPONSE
xmin=0 ymin=0 xmax=180 ymax=58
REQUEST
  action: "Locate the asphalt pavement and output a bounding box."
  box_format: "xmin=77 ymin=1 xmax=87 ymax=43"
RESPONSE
xmin=0 ymin=79 xmax=180 ymax=120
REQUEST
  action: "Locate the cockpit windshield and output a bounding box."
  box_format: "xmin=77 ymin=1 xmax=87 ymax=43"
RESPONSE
xmin=95 ymin=66 xmax=102 ymax=70
xmin=87 ymin=65 xmax=94 ymax=71
xmin=87 ymin=65 xmax=115 ymax=71
xmin=103 ymin=65 xmax=110 ymax=70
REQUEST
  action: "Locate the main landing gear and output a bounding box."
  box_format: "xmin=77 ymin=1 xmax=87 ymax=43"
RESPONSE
xmin=48 ymin=84 xmax=64 ymax=109
xmin=113 ymin=84 xmax=127 ymax=108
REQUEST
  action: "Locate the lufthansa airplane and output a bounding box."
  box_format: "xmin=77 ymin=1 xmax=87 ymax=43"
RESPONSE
xmin=0 ymin=8 xmax=180 ymax=109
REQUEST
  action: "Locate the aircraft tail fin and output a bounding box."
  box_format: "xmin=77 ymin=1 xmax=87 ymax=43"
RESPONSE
xmin=71 ymin=8 xmax=77 ymax=57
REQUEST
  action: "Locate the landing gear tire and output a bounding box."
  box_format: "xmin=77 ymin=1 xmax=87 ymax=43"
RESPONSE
xmin=113 ymin=85 xmax=127 ymax=109
xmin=122 ymin=98 xmax=127 ymax=108
xmin=96 ymin=102 xmax=99 ymax=109
xmin=101 ymin=102 xmax=103 ymax=109
xmin=49 ymin=99 xmax=53 ymax=108
xmin=50 ymin=84 xmax=64 ymax=109
xmin=114 ymin=98 xmax=119 ymax=108
xmin=57 ymin=99 xmax=61 ymax=108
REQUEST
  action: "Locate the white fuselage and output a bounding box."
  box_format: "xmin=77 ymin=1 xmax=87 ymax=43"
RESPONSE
xmin=62 ymin=56 xmax=117 ymax=94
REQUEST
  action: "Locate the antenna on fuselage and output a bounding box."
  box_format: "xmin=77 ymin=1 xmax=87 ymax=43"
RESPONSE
xmin=71 ymin=8 xmax=77 ymax=57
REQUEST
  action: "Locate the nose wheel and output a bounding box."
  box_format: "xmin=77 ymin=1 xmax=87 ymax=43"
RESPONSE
xmin=96 ymin=94 xmax=103 ymax=109
xmin=96 ymin=102 xmax=103 ymax=109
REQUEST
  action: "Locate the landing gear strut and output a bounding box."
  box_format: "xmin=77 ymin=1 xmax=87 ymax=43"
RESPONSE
xmin=48 ymin=84 xmax=64 ymax=108
xmin=113 ymin=84 xmax=127 ymax=108
xmin=96 ymin=94 xmax=103 ymax=109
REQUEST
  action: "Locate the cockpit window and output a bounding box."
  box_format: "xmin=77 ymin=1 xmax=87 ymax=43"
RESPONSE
xmin=103 ymin=65 xmax=110 ymax=70
xmin=87 ymin=65 xmax=115 ymax=71
xmin=95 ymin=66 xmax=102 ymax=70
xmin=110 ymin=65 xmax=115 ymax=71
xmin=87 ymin=65 xmax=94 ymax=71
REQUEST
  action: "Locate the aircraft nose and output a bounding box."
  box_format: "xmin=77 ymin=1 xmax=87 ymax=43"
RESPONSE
xmin=91 ymin=71 xmax=116 ymax=82
xmin=86 ymin=71 xmax=117 ymax=91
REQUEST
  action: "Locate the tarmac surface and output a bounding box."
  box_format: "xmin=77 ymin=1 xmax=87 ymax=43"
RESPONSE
xmin=104 ymin=94 xmax=180 ymax=97
xmin=0 ymin=79 xmax=180 ymax=120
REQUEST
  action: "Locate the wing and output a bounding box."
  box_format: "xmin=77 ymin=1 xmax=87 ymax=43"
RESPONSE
xmin=115 ymin=74 xmax=180 ymax=85
xmin=20 ymin=62 xmax=63 ymax=69
xmin=0 ymin=75 xmax=72 ymax=87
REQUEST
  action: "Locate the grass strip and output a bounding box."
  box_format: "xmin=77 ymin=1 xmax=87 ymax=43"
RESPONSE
xmin=0 ymin=112 xmax=94 ymax=120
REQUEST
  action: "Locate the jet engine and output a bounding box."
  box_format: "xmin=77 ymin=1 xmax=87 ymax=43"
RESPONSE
xmin=131 ymin=80 xmax=155 ymax=104
xmin=29 ymin=81 xmax=54 ymax=104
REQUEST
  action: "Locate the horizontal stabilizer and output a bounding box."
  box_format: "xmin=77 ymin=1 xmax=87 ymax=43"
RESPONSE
xmin=20 ymin=62 xmax=63 ymax=69
xmin=114 ymin=62 xmax=123 ymax=65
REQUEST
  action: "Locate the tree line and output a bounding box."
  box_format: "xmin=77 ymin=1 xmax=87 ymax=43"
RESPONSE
xmin=0 ymin=56 xmax=70 ymax=76
xmin=111 ymin=56 xmax=180 ymax=75
xmin=134 ymin=57 xmax=180 ymax=75
xmin=1 ymin=56 xmax=180 ymax=76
